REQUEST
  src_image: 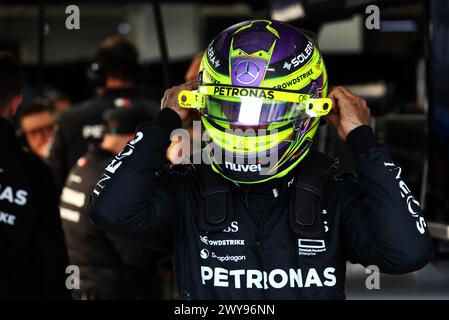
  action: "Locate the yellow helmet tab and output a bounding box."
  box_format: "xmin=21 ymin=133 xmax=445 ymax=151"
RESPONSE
xmin=178 ymin=90 xmax=205 ymax=109
xmin=305 ymin=98 xmax=332 ymax=117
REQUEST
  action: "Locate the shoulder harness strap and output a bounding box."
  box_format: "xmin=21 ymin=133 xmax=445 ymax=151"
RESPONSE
xmin=195 ymin=164 xmax=234 ymax=231
xmin=289 ymin=150 xmax=339 ymax=238
xmin=194 ymin=151 xmax=338 ymax=235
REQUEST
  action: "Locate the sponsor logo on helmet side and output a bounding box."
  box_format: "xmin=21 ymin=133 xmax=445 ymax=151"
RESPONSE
xmin=283 ymin=61 xmax=292 ymax=70
xmin=202 ymin=70 xmax=220 ymax=84
xmin=225 ymin=162 xmax=262 ymax=173
xmin=169 ymin=121 xmax=281 ymax=179
xmin=283 ymin=41 xmax=314 ymax=70
xmin=200 ymin=266 xmax=336 ymax=289
xmin=275 ymin=68 xmax=314 ymax=90
xmin=298 ymin=238 xmax=327 ymax=256
xmin=207 ymin=44 xmax=221 ymax=69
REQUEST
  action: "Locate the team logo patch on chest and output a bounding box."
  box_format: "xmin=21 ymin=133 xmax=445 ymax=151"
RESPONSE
xmin=298 ymin=239 xmax=327 ymax=256
xmin=198 ymin=221 xmax=247 ymax=262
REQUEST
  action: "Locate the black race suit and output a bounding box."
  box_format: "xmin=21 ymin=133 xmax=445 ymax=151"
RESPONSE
xmin=88 ymin=108 xmax=433 ymax=300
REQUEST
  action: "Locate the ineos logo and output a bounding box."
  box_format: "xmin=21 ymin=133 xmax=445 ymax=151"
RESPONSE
xmin=384 ymin=162 xmax=427 ymax=234
xmin=93 ymin=132 xmax=143 ymax=196
xmin=105 ymin=132 xmax=143 ymax=174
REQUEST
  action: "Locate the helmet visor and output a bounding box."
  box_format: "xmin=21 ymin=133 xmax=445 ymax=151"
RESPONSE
xmin=202 ymin=95 xmax=309 ymax=125
xmin=178 ymin=85 xmax=332 ymax=126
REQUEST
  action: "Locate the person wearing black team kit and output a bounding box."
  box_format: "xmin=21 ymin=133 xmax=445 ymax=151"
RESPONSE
xmin=48 ymin=36 xmax=159 ymax=191
xmin=0 ymin=52 xmax=70 ymax=299
xmin=89 ymin=21 xmax=433 ymax=299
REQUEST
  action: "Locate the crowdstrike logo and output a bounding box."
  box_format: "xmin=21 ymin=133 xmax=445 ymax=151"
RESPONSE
xmin=200 ymin=235 xmax=245 ymax=246
xmin=200 ymin=235 xmax=208 ymax=245
xmin=275 ymin=68 xmax=314 ymax=90
xmin=200 ymin=266 xmax=336 ymax=289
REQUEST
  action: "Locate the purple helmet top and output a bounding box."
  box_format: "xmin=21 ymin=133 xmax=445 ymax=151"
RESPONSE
xmin=207 ymin=20 xmax=315 ymax=87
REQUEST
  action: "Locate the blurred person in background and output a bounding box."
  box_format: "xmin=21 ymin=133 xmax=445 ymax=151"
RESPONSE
xmin=60 ymin=107 xmax=162 ymax=300
xmin=47 ymin=90 xmax=72 ymax=115
xmin=184 ymin=52 xmax=203 ymax=83
xmin=0 ymin=52 xmax=70 ymax=299
xmin=48 ymin=36 xmax=159 ymax=191
xmin=18 ymin=98 xmax=56 ymax=159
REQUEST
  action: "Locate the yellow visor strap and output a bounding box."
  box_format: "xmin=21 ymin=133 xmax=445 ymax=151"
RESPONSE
xmin=177 ymin=86 xmax=332 ymax=118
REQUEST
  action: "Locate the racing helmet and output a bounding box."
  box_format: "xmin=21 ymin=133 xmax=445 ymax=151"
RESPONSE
xmin=179 ymin=20 xmax=330 ymax=184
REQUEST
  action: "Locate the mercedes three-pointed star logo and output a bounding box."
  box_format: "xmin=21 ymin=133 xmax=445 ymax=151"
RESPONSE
xmin=234 ymin=60 xmax=260 ymax=85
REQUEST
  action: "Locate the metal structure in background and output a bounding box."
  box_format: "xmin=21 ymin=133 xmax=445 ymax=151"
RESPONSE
xmin=25 ymin=0 xmax=423 ymax=95
xmin=152 ymin=0 xmax=171 ymax=88
xmin=37 ymin=0 xmax=45 ymax=97
xmin=426 ymin=0 xmax=449 ymax=243
xmin=32 ymin=0 xmax=173 ymax=95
